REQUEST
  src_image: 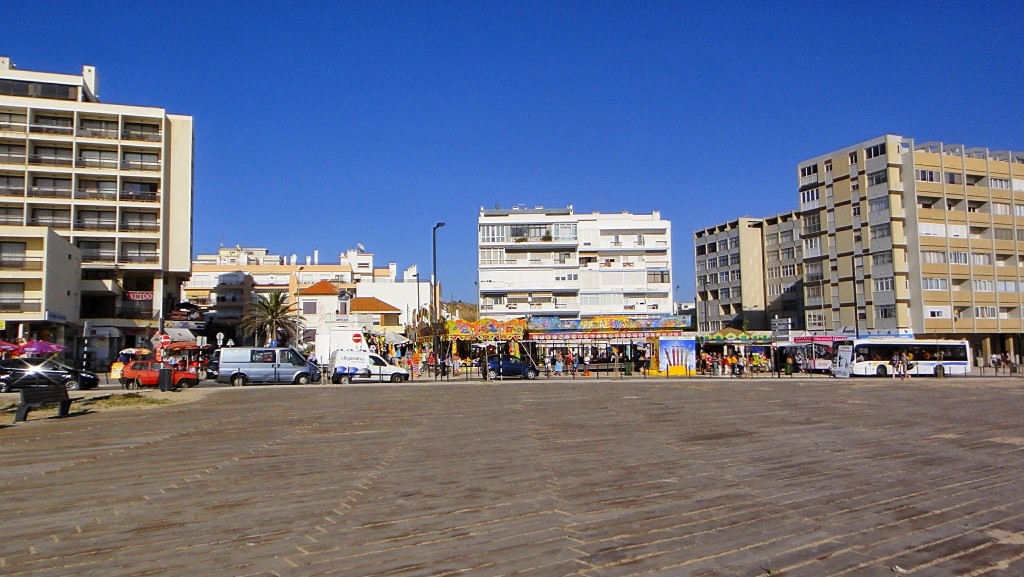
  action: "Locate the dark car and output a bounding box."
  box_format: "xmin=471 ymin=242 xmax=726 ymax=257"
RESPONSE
xmin=481 ymin=354 xmax=539 ymax=380
xmin=0 ymin=358 xmax=99 ymax=392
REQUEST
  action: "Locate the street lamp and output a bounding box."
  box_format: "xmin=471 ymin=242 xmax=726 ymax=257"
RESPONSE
xmin=412 ymin=273 xmax=421 ymax=345
xmin=432 ymin=221 xmax=445 ymax=378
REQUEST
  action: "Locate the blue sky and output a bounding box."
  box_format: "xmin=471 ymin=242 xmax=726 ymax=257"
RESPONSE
xmin=6 ymin=2 xmax=1024 ymax=303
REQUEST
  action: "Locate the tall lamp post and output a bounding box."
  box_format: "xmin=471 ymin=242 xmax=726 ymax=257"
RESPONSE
xmin=432 ymin=221 xmax=445 ymax=378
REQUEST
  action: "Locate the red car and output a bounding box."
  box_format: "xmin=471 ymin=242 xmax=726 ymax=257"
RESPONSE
xmin=121 ymin=361 xmax=199 ymax=389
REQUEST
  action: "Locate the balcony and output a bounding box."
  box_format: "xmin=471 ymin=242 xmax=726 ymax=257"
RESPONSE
xmin=29 ymin=154 xmax=73 ymax=167
xmin=77 ymin=156 xmax=120 ymax=169
xmin=29 ymin=124 xmax=73 ymax=135
xmin=0 ymin=256 xmax=44 ymax=271
xmin=119 ymin=252 xmax=159 ymax=264
xmin=119 ymin=221 xmax=160 ymax=233
xmin=0 ymin=152 xmax=27 ymax=164
xmin=120 ymin=159 xmax=161 ymax=171
xmin=120 ymin=192 xmax=160 ymax=203
xmin=28 ymin=186 xmax=72 ymax=199
xmin=75 ymin=189 xmax=118 ymax=201
xmin=122 ymin=130 xmax=161 ymax=142
xmin=0 ymin=121 xmax=27 ymax=133
xmin=0 ymin=299 xmax=42 ymax=313
xmin=27 ymin=218 xmax=71 ymax=229
xmin=81 ymin=251 xmax=116 ymax=263
xmin=0 ymin=214 xmax=23 ymax=225
xmin=77 ymin=127 xmax=119 ymax=139
xmin=76 ymin=220 xmax=117 ymax=231
xmin=0 ymin=184 xmax=24 ymax=197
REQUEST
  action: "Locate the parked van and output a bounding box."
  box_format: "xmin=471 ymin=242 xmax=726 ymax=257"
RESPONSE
xmin=216 ymin=347 xmax=321 ymax=386
xmin=331 ymin=350 xmax=409 ymax=384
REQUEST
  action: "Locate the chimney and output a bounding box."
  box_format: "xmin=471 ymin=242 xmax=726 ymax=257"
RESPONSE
xmin=314 ymin=249 xmax=319 ymax=265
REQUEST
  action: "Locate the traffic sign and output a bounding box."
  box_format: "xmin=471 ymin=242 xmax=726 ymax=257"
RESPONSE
xmin=159 ymin=333 xmax=172 ymax=347
xmin=352 ymin=332 xmax=362 ymax=344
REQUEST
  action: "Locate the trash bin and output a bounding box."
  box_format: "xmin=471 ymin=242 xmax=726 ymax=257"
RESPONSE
xmin=624 ymin=362 xmax=632 ymax=376
xmin=785 ymin=362 xmax=793 ymax=376
xmin=158 ymin=367 xmax=173 ymax=391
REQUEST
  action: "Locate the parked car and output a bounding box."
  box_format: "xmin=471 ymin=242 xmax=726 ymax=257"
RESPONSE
xmin=120 ymin=360 xmax=199 ymax=389
xmin=0 ymin=357 xmax=99 ymax=392
xmin=480 ymin=354 xmax=539 ymax=380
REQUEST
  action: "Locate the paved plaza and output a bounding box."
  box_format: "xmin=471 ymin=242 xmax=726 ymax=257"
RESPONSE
xmin=2 ymin=376 xmax=1024 ymax=576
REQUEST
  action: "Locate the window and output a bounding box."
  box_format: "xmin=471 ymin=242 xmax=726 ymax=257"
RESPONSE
xmin=479 ymin=225 xmax=506 ymax=243
xmin=729 ymin=253 xmax=739 ymax=265
xmin=717 ymin=240 xmax=728 ymax=251
xmin=718 ymin=256 xmax=729 ymax=267
xmin=302 ymin=301 xmax=317 ymax=314
xmin=916 ymin=169 xmax=940 ymax=182
xmin=990 ymin=178 xmax=1010 ymax=190
xmin=824 ymin=160 xmax=832 ymax=173
xmin=867 ymin=170 xmax=888 ymax=187
xmin=972 ymin=279 xmax=994 ymax=292
xmin=970 ymin=252 xmax=993 ymax=266
xmin=730 ymin=270 xmax=740 ymax=281
xmin=801 ymin=188 xmax=820 ymax=203
xmin=868 ymin=197 xmax=890 ymax=213
xmin=804 ymin=237 xmax=820 ymax=251
xmin=849 ymin=151 xmax=859 ymax=164
xmin=920 ymin=251 xmax=946 ymax=264
xmin=765 ymin=233 xmax=778 ymax=245
xmin=922 ymin=278 xmax=949 ymax=290
xmin=945 ymin=172 xmax=963 ymax=185
xmin=875 ymin=304 xmax=895 ymax=319
xmin=800 ymin=164 xmax=819 ymax=177
xmin=872 ymin=251 xmax=893 ymax=266
xmin=707 ymin=258 xmax=717 ymax=269
xmin=779 ymin=230 xmax=794 ymax=243
xmin=870 ymin=223 xmax=891 ymax=239
xmin=729 ymin=237 xmax=739 ymax=249
xmin=781 ymin=247 xmax=795 ymax=259
xmin=852 ymin=203 xmax=861 ymax=217
xmin=719 ymin=272 xmax=729 ymax=283
xmin=696 ymin=260 xmax=706 ymax=271
xmin=806 ymin=262 xmax=824 ymax=282
xmin=767 ymin=267 xmax=780 ymax=279
xmin=720 ymin=287 xmax=730 ymax=299
xmin=646 ymin=270 xmax=670 ymax=283
xmin=768 ymin=284 xmax=782 ymax=296
xmin=803 ymin=213 xmax=821 ymax=234
xmin=766 ymin=250 xmax=779 ymax=262
xmin=866 ymin=143 xmax=886 ymax=159
xmin=479 ymin=248 xmax=505 ymax=265
xmin=949 ymin=251 xmax=968 ymax=264
xmin=919 ymin=222 xmax=945 ymax=237
xmin=992 ymin=202 xmax=1011 ymax=215
xmin=997 ymin=280 xmax=1018 ymax=292
xmin=1015 ymin=205 xmax=1024 ymax=217
xmin=782 ymin=264 xmax=796 ymax=277
xmin=873 ymin=277 xmax=894 ymax=292
xmin=975 ymin=306 xmax=996 ymax=319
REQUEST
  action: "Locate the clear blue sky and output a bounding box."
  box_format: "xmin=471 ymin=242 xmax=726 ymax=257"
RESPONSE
xmin=6 ymin=2 xmax=1024 ymax=303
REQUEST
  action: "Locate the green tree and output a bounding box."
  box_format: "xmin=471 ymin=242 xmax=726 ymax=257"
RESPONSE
xmin=238 ymin=290 xmax=304 ymax=346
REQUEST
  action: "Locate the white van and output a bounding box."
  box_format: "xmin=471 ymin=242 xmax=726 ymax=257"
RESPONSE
xmin=331 ymin=350 xmax=409 ymax=384
xmin=216 ymin=347 xmax=321 ymax=386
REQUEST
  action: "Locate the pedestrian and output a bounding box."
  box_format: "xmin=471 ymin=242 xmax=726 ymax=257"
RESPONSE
xmin=899 ymin=351 xmax=910 ymax=380
xmin=890 ymin=352 xmax=899 ymax=379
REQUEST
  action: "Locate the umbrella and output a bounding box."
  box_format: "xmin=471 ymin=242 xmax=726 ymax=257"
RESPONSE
xmin=0 ymin=340 xmax=19 ymax=351
xmin=120 ymin=347 xmax=151 ymax=356
xmin=18 ymin=340 xmax=65 ymax=355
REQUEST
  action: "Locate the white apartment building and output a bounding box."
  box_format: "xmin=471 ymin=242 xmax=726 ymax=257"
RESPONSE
xmin=0 ymin=57 xmax=193 ymax=365
xmin=478 ymin=205 xmax=673 ymax=321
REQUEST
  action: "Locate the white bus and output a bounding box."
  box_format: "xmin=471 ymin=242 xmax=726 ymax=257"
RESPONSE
xmin=831 ymin=338 xmax=972 ymax=377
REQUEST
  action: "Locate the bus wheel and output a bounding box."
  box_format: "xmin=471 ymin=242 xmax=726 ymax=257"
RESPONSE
xmin=934 ymin=365 xmax=945 ymax=378
xmin=876 ymin=365 xmax=887 ymax=377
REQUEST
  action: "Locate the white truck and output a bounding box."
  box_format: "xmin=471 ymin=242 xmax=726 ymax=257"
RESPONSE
xmin=330 ymin=350 xmax=409 ymax=384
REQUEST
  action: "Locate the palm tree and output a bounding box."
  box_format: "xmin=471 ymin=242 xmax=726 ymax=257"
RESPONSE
xmin=238 ymin=290 xmax=304 ymax=346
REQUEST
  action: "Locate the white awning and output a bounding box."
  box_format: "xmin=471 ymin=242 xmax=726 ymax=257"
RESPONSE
xmin=165 ymin=328 xmax=194 ymax=341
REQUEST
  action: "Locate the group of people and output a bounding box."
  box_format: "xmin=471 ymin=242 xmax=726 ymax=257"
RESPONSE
xmin=889 ymin=351 xmax=914 ymax=380
xmin=699 ymin=351 xmax=769 ymax=377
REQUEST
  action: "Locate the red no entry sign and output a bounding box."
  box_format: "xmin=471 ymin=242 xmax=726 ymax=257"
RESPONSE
xmin=352 ymin=333 xmax=362 ymax=343
xmin=159 ymin=333 xmax=172 ymax=347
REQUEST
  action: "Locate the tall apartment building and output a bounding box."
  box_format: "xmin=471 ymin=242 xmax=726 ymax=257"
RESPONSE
xmin=693 ymin=211 xmax=804 ymax=332
xmin=478 ymin=205 xmax=673 ymax=321
xmin=0 ymin=57 xmax=193 ymax=363
xmin=798 ymin=134 xmax=1024 ymax=358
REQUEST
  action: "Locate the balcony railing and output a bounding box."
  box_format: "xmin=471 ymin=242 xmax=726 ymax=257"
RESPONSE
xmin=0 ymin=299 xmax=42 ymax=313
xmin=77 ymin=128 xmax=119 ymax=139
xmin=0 ymin=184 xmax=24 ymax=197
xmin=120 ymin=192 xmax=160 ymax=203
xmin=81 ymin=251 xmax=116 ymax=263
xmin=122 ymin=130 xmax=162 ymax=142
xmin=28 ymin=186 xmax=72 ymax=198
xmin=77 ymin=157 xmax=120 ymax=169
xmin=0 ymin=121 xmax=27 ymax=132
xmin=0 ymin=152 xmax=27 ymax=164
xmin=75 ymin=189 xmax=118 ymax=201
xmin=0 ymin=256 xmax=44 ymax=271
xmin=76 ymin=220 xmax=117 ymax=231
xmin=120 ymin=160 xmax=161 ymax=171
xmin=119 ymin=252 xmax=159 ymax=263
xmin=120 ymin=221 xmax=160 ymax=232
xmin=29 ymin=124 xmax=73 ymax=135
xmin=29 ymin=154 xmax=73 ymax=167
xmin=27 ymin=218 xmax=71 ymax=228
xmin=0 ymin=215 xmax=24 ymax=225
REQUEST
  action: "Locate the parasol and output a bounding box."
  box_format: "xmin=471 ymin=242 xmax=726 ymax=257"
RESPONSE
xmin=0 ymin=340 xmax=19 ymax=351
xmin=120 ymin=347 xmax=152 ymax=356
xmin=18 ymin=340 xmax=65 ymax=355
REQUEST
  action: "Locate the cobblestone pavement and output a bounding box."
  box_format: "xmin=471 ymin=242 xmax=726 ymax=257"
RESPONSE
xmin=2 ymin=377 xmax=1024 ymax=576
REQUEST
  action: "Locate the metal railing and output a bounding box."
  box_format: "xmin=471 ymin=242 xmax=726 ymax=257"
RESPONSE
xmin=0 ymin=256 xmax=43 ymax=270
xmin=81 ymin=251 xmax=116 ymax=263
xmin=77 ymin=128 xmax=119 ymax=139
xmin=120 ymin=192 xmax=160 ymax=202
xmin=29 ymin=154 xmax=73 ymax=167
xmin=29 ymin=124 xmax=73 ymax=135
xmin=27 ymin=218 xmax=71 ymax=228
xmin=122 ymin=130 xmax=161 ymax=142
xmin=77 ymin=156 xmax=120 ymax=169
xmin=0 ymin=299 xmax=42 ymax=313
xmin=119 ymin=253 xmax=160 ymax=263
xmin=119 ymin=221 xmax=160 ymax=232
xmin=28 ymin=186 xmax=73 ymax=198
xmin=0 ymin=185 xmax=24 ymax=196
xmin=120 ymin=159 xmax=161 ymax=171
xmin=76 ymin=220 xmax=118 ymax=231
xmin=75 ymin=189 xmax=118 ymax=201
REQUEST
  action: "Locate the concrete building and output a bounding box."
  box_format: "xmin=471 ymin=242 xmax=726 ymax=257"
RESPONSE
xmin=0 ymin=57 xmax=193 ymax=364
xmin=183 ymin=245 xmax=430 ymax=345
xmin=478 ymin=205 xmax=673 ymax=322
xmin=798 ymin=134 xmax=1024 ymax=359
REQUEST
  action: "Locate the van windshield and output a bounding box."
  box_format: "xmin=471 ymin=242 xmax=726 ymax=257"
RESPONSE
xmin=284 ymin=349 xmax=306 ymax=366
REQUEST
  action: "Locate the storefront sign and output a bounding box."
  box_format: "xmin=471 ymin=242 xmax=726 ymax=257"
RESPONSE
xmin=531 ymin=330 xmax=686 ymax=341
xmin=125 ymin=291 xmax=154 ymax=301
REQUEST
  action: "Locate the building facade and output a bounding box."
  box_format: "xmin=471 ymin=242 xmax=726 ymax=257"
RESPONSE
xmin=0 ymin=57 xmax=193 ymax=364
xmin=478 ymin=205 xmax=673 ymax=322
xmin=798 ymin=134 xmax=1024 ymax=358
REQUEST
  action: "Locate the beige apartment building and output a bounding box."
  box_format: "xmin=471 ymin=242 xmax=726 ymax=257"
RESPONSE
xmin=694 ymin=211 xmax=804 ymax=332
xmin=798 ymin=134 xmax=1024 ymax=359
xmin=0 ymin=57 xmax=193 ymax=364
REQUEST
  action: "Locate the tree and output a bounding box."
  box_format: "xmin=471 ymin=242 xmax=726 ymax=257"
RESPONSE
xmin=238 ymin=290 xmax=304 ymax=346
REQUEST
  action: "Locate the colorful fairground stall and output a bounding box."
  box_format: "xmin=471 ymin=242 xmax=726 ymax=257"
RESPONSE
xmin=696 ymin=328 xmax=774 ymax=375
xmin=525 ymin=315 xmax=696 ymax=376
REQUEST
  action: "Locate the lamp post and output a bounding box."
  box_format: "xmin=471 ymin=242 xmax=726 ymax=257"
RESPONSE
xmin=432 ymin=221 xmax=445 ymax=378
xmin=412 ymin=273 xmax=421 ymax=346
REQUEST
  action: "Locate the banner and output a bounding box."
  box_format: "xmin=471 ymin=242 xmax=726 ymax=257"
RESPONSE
xmin=446 ymin=318 xmax=527 ymax=340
